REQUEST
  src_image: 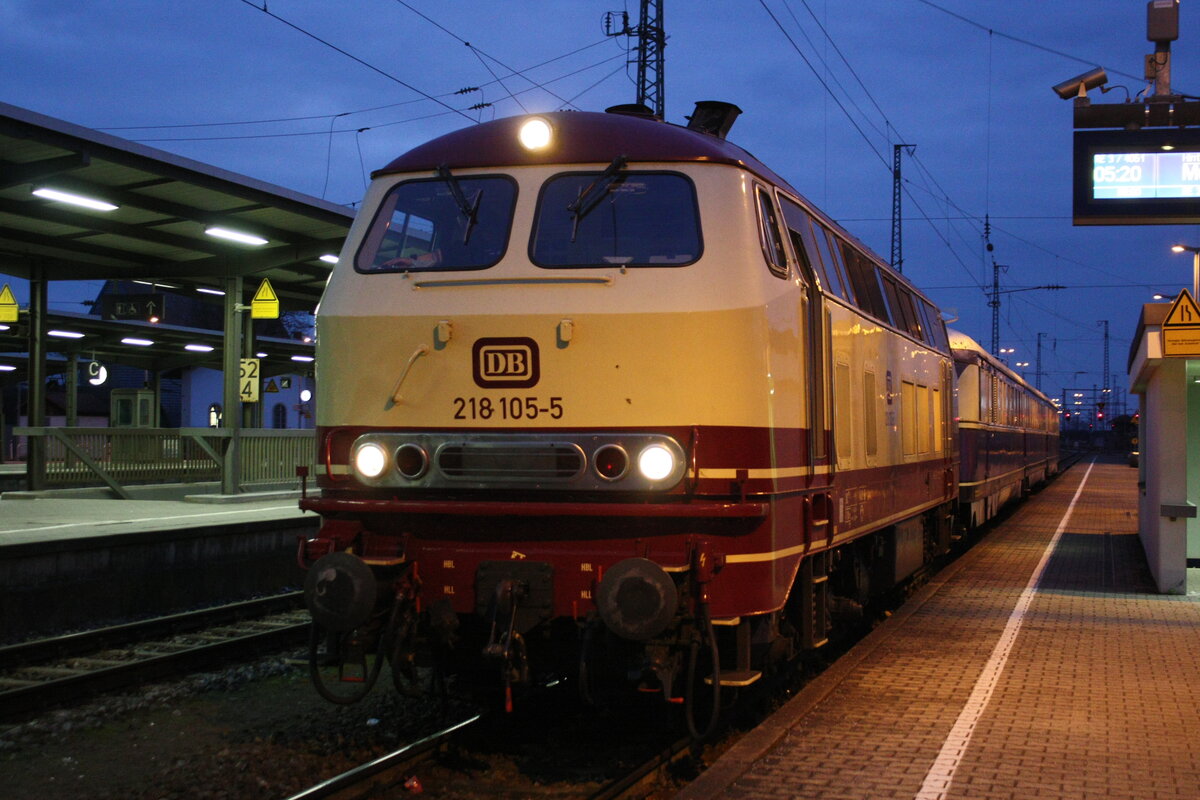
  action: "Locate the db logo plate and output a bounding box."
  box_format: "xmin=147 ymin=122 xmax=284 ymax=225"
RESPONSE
xmin=473 ymin=337 xmax=539 ymax=388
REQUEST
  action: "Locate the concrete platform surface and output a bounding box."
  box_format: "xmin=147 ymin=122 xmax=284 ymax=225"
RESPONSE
xmin=0 ymin=492 xmax=309 ymax=547
xmin=681 ymin=457 xmax=1200 ymax=800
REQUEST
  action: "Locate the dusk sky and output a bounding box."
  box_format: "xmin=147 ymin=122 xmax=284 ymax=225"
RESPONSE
xmin=4 ymin=0 xmax=1199 ymax=413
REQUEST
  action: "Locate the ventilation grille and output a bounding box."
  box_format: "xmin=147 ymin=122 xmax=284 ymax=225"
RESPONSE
xmin=437 ymin=443 xmax=584 ymax=481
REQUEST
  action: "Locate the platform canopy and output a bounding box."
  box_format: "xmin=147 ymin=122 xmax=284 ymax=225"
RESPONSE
xmin=0 ymin=101 xmax=354 ymax=304
xmin=0 ymin=101 xmax=357 ymax=379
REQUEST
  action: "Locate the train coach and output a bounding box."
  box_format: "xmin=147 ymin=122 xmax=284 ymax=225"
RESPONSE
xmin=296 ymin=102 xmax=1057 ymax=731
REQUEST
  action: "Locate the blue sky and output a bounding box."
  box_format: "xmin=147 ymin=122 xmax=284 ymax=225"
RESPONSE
xmin=3 ymin=0 xmax=1198 ymax=412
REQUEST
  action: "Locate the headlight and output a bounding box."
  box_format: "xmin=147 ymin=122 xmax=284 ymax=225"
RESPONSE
xmin=353 ymin=442 xmax=388 ymax=479
xmin=518 ymin=117 xmax=553 ymax=150
xmin=637 ymin=444 xmax=676 ymax=482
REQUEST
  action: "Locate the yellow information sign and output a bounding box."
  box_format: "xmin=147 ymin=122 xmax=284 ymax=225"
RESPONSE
xmin=251 ymin=278 xmax=279 ymax=320
xmin=1162 ymin=289 xmax=1200 ymax=357
xmin=0 ymin=284 xmax=19 ymax=324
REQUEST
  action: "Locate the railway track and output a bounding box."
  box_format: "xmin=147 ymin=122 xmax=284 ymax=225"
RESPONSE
xmin=0 ymin=591 xmax=309 ymax=718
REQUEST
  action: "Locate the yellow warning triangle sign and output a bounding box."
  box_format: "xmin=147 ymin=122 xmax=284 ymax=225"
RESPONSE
xmin=251 ymin=278 xmax=279 ymax=319
xmin=1164 ymin=289 xmax=1200 ymax=327
xmin=0 ymin=284 xmax=18 ymax=324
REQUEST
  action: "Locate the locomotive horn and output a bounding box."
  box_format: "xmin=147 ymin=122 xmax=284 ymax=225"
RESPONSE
xmin=597 ymin=557 xmax=678 ymax=641
xmin=304 ymin=552 xmax=378 ymax=632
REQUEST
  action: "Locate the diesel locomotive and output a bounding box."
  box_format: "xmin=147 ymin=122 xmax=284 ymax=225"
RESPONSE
xmin=297 ymin=102 xmax=1058 ymax=733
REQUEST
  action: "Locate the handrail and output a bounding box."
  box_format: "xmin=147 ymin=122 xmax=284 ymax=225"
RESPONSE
xmin=14 ymin=427 xmax=316 ymax=496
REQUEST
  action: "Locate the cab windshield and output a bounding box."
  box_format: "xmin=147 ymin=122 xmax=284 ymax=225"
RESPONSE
xmin=530 ymin=171 xmax=702 ymax=268
xmin=355 ymin=175 xmax=517 ymax=273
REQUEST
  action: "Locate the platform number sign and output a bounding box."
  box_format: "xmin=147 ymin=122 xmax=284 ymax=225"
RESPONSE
xmin=239 ymin=358 xmax=260 ymax=403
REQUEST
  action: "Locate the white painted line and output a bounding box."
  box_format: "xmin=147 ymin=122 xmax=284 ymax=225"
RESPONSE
xmin=0 ymin=505 xmax=301 ymax=536
xmin=914 ymin=458 xmax=1096 ymax=800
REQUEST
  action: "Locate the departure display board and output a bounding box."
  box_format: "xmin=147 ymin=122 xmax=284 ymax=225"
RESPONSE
xmin=1073 ymin=128 xmax=1200 ymax=225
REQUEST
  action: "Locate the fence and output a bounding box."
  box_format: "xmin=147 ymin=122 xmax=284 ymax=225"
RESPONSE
xmin=14 ymin=427 xmax=317 ymax=497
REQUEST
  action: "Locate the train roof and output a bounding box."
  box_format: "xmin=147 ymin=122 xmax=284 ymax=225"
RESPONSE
xmin=376 ymin=109 xmax=799 ymax=191
xmin=948 ymin=328 xmax=1054 ymax=406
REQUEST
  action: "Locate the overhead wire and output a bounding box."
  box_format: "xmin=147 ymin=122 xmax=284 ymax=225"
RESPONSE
xmin=236 ymin=0 xmax=477 ymax=123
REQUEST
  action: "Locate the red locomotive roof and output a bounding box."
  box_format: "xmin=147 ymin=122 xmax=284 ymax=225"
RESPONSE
xmin=376 ymin=110 xmax=798 ymax=193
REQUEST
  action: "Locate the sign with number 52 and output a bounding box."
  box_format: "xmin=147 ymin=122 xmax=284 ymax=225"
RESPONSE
xmin=239 ymin=358 xmax=260 ymax=403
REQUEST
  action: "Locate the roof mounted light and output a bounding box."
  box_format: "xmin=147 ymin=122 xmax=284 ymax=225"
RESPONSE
xmin=319 ymin=254 xmax=339 ymax=264
xmin=185 ymin=344 xmax=214 ymax=352
xmin=518 ymin=117 xmax=553 ymax=151
xmin=205 ymin=226 xmax=268 ymax=246
xmin=48 ymin=329 xmax=85 ymax=339
xmin=121 ymin=337 xmax=154 ymax=346
xmin=33 ymin=188 xmax=118 ymax=212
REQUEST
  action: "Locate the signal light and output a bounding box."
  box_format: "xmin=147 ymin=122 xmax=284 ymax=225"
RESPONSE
xmin=593 ymin=445 xmax=629 ymax=481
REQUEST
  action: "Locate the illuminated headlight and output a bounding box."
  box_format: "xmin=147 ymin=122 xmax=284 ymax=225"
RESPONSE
xmin=353 ymin=442 xmax=388 ymax=479
xmin=518 ymin=117 xmax=553 ymax=151
xmin=637 ymin=444 xmax=677 ymax=482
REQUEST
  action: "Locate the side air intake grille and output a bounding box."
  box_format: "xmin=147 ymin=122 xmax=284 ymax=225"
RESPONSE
xmin=437 ymin=442 xmax=584 ymax=481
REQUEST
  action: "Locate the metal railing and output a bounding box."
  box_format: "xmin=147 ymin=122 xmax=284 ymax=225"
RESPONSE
xmin=14 ymin=427 xmax=316 ymax=497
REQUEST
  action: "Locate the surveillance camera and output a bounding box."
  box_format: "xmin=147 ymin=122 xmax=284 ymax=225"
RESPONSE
xmin=1052 ymin=67 xmax=1108 ymax=100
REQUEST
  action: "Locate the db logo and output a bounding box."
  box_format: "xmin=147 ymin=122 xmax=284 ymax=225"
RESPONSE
xmin=472 ymin=337 xmax=539 ymax=388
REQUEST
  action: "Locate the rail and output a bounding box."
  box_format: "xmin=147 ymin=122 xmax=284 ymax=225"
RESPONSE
xmin=13 ymin=426 xmax=316 ymax=497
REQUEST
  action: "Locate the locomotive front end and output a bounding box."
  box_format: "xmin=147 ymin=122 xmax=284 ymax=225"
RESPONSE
xmin=299 ymin=110 xmax=794 ymax=723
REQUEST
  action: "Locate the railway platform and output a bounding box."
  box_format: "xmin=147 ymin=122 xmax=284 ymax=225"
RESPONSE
xmin=681 ymin=455 xmax=1200 ymax=800
xmin=0 ymin=487 xmax=316 ymax=642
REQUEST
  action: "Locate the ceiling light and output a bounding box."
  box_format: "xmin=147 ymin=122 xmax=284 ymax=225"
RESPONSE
xmin=0 ymin=365 xmax=15 ymax=372
xmin=33 ymin=187 xmax=118 ymax=212
xmin=196 ymin=287 xmax=226 ymax=296
xmin=48 ymin=329 xmax=84 ymax=339
xmin=319 ymin=254 xmax=339 ymax=264
xmin=121 ymin=337 xmax=154 ymax=346
xmin=291 ymin=355 xmax=314 ymax=363
xmin=185 ymin=344 xmax=214 ymax=352
xmin=256 ymin=351 xmax=267 ymax=358
xmin=132 ymin=280 xmax=178 ymax=289
xmin=205 ymin=226 xmax=268 ymax=246
xmin=0 ymin=325 xmax=9 ymax=332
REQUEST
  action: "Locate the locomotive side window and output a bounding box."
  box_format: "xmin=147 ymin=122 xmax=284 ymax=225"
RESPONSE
xmin=814 ymin=226 xmax=854 ymax=304
xmin=779 ymin=197 xmax=847 ymax=299
xmin=355 ymin=175 xmax=517 ymax=273
xmin=881 ymin=276 xmax=925 ymax=342
xmin=755 ymin=187 xmax=789 ymax=278
xmin=841 ymin=242 xmax=892 ymax=325
xmin=531 ymin=171 xmax=701 ymax=268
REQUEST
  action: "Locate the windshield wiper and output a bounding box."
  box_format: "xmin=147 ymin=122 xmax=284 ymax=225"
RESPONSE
xmin=437 ymin=164 xmax=482 ymax=245
xmin=567 ymin=155 xmax=627 ymax=242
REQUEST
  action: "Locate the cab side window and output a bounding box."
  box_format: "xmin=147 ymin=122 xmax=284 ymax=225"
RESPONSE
xmin=755 ymin=186 xmax=789 ymax=279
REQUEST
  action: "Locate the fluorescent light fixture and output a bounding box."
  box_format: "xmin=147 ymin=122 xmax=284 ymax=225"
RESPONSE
xmin=185 ymin=344 xmax=214 ymax=352
xmin=196 ymin=287 xmax=226 ymax=296
xmin=0 ymin=325 xmax=9 ymax=332
xmin=48 ymin=329 xmax=85 ymax=339
xmin=255 ymin=351 xmax=267 ymax=358
xmin=319 ymin=254 xmax=339 ymax=264
xmin=121 ymin=337 xmax=155 ymax=346
xmin=205 ymin=226 xmax=268 ymax=246
xmin=132 ymin=280 xmax=178 ymax=289
xmin=0 ymin=365 xmax=15 ymax=372
xmin=33 ymin=187 xmax=118 ymax=212
xmin=291 ymin=355 xmax=315 ymax=363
